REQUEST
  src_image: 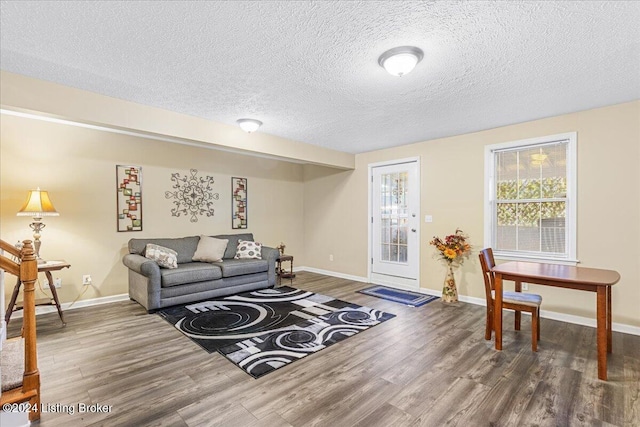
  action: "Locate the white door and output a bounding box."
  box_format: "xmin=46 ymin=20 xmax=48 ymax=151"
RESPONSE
xmin=370 ymin=160 xmax=420 ymax=288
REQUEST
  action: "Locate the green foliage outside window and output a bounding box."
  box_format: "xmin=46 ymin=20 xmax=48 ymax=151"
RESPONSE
xmin=497 ymin=177 xmax=566 ymax=227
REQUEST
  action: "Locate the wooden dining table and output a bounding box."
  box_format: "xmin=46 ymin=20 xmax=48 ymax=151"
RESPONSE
xmin=491 ymin=261 xmax=620 ymax=380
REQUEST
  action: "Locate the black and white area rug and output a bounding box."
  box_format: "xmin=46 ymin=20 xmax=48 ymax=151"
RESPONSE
xmin=158 ymin=286 xmax=395 ymax=378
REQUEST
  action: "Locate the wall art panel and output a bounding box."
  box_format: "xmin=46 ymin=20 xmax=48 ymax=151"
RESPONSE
xmin=232 ymin=177 xmax=248 ymax=229
xmin=117 ymin=165 xmax=142 ymax=231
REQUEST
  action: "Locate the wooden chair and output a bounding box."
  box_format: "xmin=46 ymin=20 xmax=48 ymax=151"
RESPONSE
xmin=479 ymin=248 xmax=542 ymax=351
xmin=1 ymin=240 xmax=41 ymax=421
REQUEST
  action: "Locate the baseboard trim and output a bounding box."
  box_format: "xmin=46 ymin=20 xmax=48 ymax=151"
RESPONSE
xmin=537 ymin=310 xmax=640 ymax=336
xmin=453 ymin=295 xmax=640 ymax=335
xmin=9 ymin=294 xmax=131 ymax=320
xmin=296 ymin=267 xmax=640 ymax=336
xmin=295 ymin=266 xmax=368 ymax=284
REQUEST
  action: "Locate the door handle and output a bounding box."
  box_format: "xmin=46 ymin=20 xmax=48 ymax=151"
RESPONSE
xmin=411 ymin=228 xmax=416 ymax=232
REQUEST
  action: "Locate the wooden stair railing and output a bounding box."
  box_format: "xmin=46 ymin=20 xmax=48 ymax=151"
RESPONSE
xmin=0 ymin=239 xmax=21 ymax=271
xmin=1 ymin=239 xmax=41 ymax=421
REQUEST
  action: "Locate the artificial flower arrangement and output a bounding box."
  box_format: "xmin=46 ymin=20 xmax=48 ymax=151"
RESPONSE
xmin=429 ymin=229 xmax=472 ymax=303
xmin=429 ymin=228 xmax=472 ymax=265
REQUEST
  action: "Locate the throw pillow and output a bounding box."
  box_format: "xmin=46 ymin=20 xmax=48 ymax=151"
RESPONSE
xmin=234 ymin=240 xmax=262 ymax=259
xmin=145 ymin=244 xmax=178 ymax=269
xmin=193 ymin=235 xmax=229 ymax=263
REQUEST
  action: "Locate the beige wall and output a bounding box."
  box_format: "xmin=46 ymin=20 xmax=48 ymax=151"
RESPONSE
xmin=2 ymin=95 xmax=638 ymax=329
xmin=1 ymin=114 xmax=305 ymax=305
xmin=303 ymin=101 xmax=640 ymax=327
xmin=1 ymin=71 xmax=355 ymax=170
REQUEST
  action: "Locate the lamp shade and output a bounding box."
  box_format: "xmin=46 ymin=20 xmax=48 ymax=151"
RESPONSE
xmin=17 ymin=188 xmax=59 ymax=217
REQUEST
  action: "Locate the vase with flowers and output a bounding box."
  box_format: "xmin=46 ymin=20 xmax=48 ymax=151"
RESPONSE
xmin=429 ymin=229 xmax=472 ymax=303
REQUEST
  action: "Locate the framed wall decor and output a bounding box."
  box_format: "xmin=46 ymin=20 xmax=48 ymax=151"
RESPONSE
xmin=232 ymin=177 xmax=247 ymax=229
xmin=116 ymin=165 xmax=142 ymax=231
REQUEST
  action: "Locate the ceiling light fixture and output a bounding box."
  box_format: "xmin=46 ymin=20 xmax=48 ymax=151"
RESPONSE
xmin=378 ymin=46 xmax=424 ymax=77
xmin=236 ymin=118 xmax=263 ymax=133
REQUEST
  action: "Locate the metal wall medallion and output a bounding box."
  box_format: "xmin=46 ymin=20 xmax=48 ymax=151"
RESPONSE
xmin=165 ymin=169 xmax=219 ymax=222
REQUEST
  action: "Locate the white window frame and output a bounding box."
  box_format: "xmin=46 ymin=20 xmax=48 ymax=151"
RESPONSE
xmin=484 ymin=132 xmax=578 ymax=265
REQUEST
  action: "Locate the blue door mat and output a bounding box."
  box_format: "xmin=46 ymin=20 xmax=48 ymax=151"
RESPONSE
xmin=358 ymin=285 xmax=439 ymax=307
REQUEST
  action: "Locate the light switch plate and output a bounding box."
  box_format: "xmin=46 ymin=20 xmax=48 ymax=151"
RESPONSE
xmin=425 ymin=215 xmax=433 ymax=223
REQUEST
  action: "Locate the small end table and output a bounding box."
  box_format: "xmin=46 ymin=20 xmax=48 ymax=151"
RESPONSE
xmin=5 ymin=260 xmax=70 ymax=326
xmin=276 ymin=254 xmax=295 ymax=286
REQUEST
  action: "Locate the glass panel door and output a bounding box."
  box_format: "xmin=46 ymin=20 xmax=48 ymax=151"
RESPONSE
xmin=371 ymin=161 xmax=419 ymax=284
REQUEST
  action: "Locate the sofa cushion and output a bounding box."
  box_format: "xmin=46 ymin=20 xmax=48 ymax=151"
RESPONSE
xmin=160 ymin=262 xmax=223 ymax=287
xmin=160 ymin=274 xmax=269 ymax=302
xmin=145 ymin=244 xmax=178 ymax=269
xmin=129 ymin=236 xmax=200 ymax=264
xmin=211 ymin=233 xmax=254 ymax=259
xmin=211 ymin=258 xmax=268 ymax=278
xmin=193 ymin=236 xmax=228 ymax=263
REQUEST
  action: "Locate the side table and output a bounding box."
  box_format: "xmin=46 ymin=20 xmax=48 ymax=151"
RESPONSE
xmin=276 ymin=255 xmax=295 ymax=286
xmin=5 ymin=260 xmax=70 ymax=326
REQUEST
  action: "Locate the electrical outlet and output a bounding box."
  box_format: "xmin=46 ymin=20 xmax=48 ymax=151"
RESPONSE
xmin=329 ymin=254 xmax=334 ymax=261
xmin=82 ymin=274 xmax=92 ymax=286
xmin=54 ymin=278 xmax=62 ymax=288
xmin=522 ymin=283 xmax=529 ymax=291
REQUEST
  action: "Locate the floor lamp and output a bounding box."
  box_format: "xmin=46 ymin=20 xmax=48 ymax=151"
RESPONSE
xmin=17 ymin=187 xmax=59 ymax=263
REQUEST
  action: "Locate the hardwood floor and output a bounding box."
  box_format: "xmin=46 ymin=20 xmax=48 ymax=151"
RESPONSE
xmin=6 ymin=272 xmax=640 ymax=426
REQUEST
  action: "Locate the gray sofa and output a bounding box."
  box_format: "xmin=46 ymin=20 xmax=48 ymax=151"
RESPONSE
xmin=122 ymin=233 xmax=279 ymax=312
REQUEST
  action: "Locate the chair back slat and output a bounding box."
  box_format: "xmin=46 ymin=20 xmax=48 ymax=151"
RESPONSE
xmin=479 ymin=248 xmax=496 ymax=307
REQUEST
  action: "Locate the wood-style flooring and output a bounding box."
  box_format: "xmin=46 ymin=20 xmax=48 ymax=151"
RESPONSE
xmin=6 ymin=272 xmax=640 ymax=426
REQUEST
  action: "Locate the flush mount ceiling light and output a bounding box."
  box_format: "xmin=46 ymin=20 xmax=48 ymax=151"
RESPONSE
xmin=378 ymin=46 xmax=424 ymax=77
xmin=236 ymin=118 xmax=263 ymax=133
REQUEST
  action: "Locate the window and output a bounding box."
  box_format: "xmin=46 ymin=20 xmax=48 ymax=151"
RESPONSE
xmin=484 ymin=132 xmax=577 ymax=264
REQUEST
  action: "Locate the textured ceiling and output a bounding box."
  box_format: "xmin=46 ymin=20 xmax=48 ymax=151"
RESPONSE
xmin=1 ymin=1 xmax=639 ymax=154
